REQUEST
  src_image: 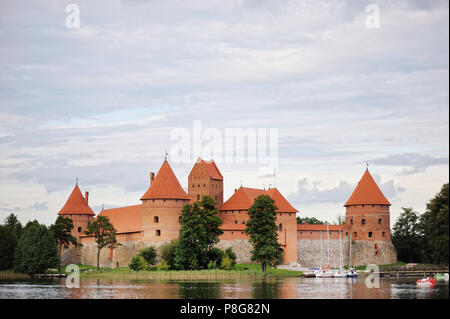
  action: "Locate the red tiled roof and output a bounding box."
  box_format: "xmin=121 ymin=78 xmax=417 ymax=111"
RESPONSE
xmin=219 ymin=187 xmax=298 ymax=213
xmin=98 ymin=204 xmax=142 ymax=234
xmin=200 ymin=158 xmax=223 ymax=180
xmin=344 ymin=169 xmax=391 ymax=206
xmin=58 ymin=185 xmax=95 ymax=216
xmin=141 ymin=160 xmax=190 ymax=200
xmin=297 ymin=224 xmax=347 ymax=231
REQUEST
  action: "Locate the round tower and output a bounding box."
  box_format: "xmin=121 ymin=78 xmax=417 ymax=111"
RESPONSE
xmin=344 ymin=168 xmax=397 ymax=265
xmin=140 ymin=160 xmax=190 ymax=244
xmin=58 ymin=183 xmax=95 ymax=242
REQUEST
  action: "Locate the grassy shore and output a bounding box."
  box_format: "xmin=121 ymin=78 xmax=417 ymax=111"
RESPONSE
xmin=58 ymin=263 xmax=303 ymax=280
xmin=0 ymin=270 xmax=31 ymax=280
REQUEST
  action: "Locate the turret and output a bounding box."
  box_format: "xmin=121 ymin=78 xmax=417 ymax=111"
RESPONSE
xmin=188 ymin=157 xmax=223 ymax=207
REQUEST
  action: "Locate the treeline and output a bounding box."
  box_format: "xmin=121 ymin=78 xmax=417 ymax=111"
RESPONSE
xmin=392 ymin=183 xmax=449 ymax=265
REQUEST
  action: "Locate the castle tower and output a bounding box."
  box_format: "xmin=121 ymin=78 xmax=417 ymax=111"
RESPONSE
xmin=140 ymin=160 xmax=190 ymax=243
xmin=188 ymin=157 xmax=223 ymax=207
xmin=58 ymin=184 xmax=95 ymax=242
xmin=344 ymin=168 xmax=397 ymax=265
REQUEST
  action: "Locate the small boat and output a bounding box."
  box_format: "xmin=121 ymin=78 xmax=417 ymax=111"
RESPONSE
xmin=316 ymin=268 xmax=334 ymax=278
xmin=334 ymin=269 xmax=347 ymax=278
xmin=347 ymin=268 xmax=358 ymax=278
xmin=304 ymin=268 xmax=319 ymax=278
xmin=434 ymin=273 xmax=449 ymax=282
xmin=416 ymin=277 xmax=437 ymax=287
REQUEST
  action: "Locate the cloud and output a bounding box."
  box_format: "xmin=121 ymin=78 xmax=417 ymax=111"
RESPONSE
xmin=288 ymin=174 xmax=405 ymax=205
xmin=372 ymin=153 xmax=449 ymax=174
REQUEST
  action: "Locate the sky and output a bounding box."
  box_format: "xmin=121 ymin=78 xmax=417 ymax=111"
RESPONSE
xmin=0 ymin=0 xmax=448 ymax=227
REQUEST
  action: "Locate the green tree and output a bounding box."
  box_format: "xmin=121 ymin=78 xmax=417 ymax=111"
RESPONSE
xmin=224 ymin=247 xmax=237 ymax=267
xmin=420 ymin=183 xmax=449 ymax=264
xmin=175 ymin=196 xmax=223 ymax=270
xmin=160 ymin=240 xmax=178 ymax=270
xmin=392 ymin=207 xmax=423 ymax=262
xmin=13 ymin=221 xmax=58 ymax=275
xmin=4 ymin=214 xmax=23 ymax=240
xmin=84 ymin=216 xmax=120 ymax=270
xmin=207 ymin=247 xmax=224 ymax=268
xmin=296 ymin=216 xmax=328 ymax=225
xmin=245 ymin=195 xmax=283 ymax=274
xmin=0 ymin=225 xmax=15 ymax=270
xmin=221 ymin=254 xmax=233 ymax=270
xmin=49 ymin=216 xmax=79 ymax=272
xmin=140 ymin=247 xmax=157 ymax=266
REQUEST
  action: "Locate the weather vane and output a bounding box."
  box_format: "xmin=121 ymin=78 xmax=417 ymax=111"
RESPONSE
xmin=366 ymin=161 xmax=369 ymax=170
xmin=164 ymin=149 xmax=168 ymax=161
xmin=75 ymin=176 xmax=79 ymax=185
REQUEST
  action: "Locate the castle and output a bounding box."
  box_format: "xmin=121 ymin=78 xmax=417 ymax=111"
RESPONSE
xmin=57 ymin=158 xmax=397 ymax=268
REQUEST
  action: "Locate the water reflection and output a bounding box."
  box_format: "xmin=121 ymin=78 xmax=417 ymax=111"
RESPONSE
xmin=0 ymin=277 xmax=448 ymax=299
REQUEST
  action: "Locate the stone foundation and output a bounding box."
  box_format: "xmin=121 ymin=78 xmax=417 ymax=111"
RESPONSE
xmin=350 ymin=240 xmax=397 ymax=266
xmin=215 ymin=239 xmax=253 ymax=263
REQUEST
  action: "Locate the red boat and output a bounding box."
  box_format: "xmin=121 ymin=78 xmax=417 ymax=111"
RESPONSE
xmin=416 ymin=277 xmax=437 ymax=287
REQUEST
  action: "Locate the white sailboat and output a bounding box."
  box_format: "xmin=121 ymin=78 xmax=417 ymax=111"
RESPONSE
xmin=347 ymin=231 xmax=358 ymax=278
xmin=316 ymin=225 xmax=333 ymax=278
xmin=334 ymin=230 xmax=347 ymax=278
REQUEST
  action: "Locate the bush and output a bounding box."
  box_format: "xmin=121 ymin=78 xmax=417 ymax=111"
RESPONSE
xmin=221 ymin=255 xmax=233 ymax=270
xmin=224 ymin=248 xmax=237 ymax=267
xmin=207 ymin=247 xmax=224 ymax=268
xmin=160 ymin=240 xmax=178 ymax=270
xmin=129 ymin=255 xmax=148 ymax=271
xmin=157 ymin=260 xmax=170 ymax=271
xmin=140 ymin=247 xmax=157 ymax=266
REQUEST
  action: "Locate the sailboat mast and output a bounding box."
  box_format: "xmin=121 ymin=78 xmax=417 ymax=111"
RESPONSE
xmin=320 ymin=231 xmax=323 ymax=268
xmin=327 ymin=224 xmax=330 ymax=267
xmin=339 ymin=230 xmax=342 ymax=269
xmin=348 ymin=231 xmax=352 ymax=269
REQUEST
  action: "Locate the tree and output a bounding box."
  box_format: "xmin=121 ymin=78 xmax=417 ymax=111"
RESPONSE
xmin=50 ymin=216 xmax=79 ymax=272
xmin=13 ymin=221 xmax=58 ymax=275
xmin=334 ymin=214 xmax=346 ymax=225
xmin=175 ymin=196 xmax=223 ymax=270
xmin=84 ymin=216 xmax=120 ymax=270
xmin=4 ymin=214 xmax=22 ymax=241
xmin=296 ymin=216 xmax=328 ymax=225
xmin=419 ymin=183 xmax=449 ymax=264
xmin=0 ymin=225 xmax=15 ymax=270
xmin=245 ymin=195 xmax=283 ymax=274
xmin=140 ymin=247 xmax=157 ymax=266
xmin=224 ymin=247 xmax=237 ymax=267
xmin=221 ymin=254 xmax=233 ymax=270
xmin=129 ymin=255 xmax=148 ymax=271
xmin=160 ymin=240 xmax=178 ymax=270
xmin=207 ymin=247 xmax=224 ymax=268
xmin=392 ymin=207 xmax=423 ymax=263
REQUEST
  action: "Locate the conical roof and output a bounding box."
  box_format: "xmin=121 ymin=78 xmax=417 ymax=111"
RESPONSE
xmin=58 ymin=184 xmax=95 ymax=215
xmin=344 ymin=169 xmax=391 ymax=206
xmin=140 ymin=160 xmax=190 ymax=200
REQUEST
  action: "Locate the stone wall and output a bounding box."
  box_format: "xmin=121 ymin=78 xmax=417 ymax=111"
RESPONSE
xmin=215 ymin=239 xmax=253 ymax=263
xmin=297 ymin=238 xmax=350 ymax=268
xmin=297 ymin=238 xmax=397 ymax=267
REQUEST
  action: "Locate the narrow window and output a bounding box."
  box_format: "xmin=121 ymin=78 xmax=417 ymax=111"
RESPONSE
xmin=197 ymin=194 xmax=200 ymax=200
xmin=378 ymin=218 xmax=382 ymax=225
xmin=154 ymin=216 xmax=159 ymax=223
xmin=353 ymin=232 xmax=357 ymax=238
xmin=368 ymin=231 xmax=373 ymax=238
xmin=361 ymin=219 xmax=366 ymax=225
xmin=345 ymin=232 xmax=348 ymax=236
xmin=78 ymin=227 xmax=82 ymax=233
xmin=215 ymin=195 xmax=218 ymax=200
xmin=382 ymin=231 xmax=385 ymax=237
xmin=374 ymin=244 xmax=378 ymax=249
xmin=234 ymin=220 xmax=238 ymax=224
xmin=155 ymin=230 xmax=161 ymax=236
xmin=278 ymin=224 xmax=283 ymax=231
xmin=350 ymin=219 xmax=353 ymax=225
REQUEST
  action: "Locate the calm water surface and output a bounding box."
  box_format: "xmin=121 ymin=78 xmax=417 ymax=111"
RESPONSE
xmin=0 ymin=277 xmax=448 ymax=299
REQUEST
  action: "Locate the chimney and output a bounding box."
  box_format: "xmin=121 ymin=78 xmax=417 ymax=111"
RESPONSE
xmin=85 ymin=191 xmax=89 ymax=205
xmin=150 ymin=172 xmax=155 ymax=184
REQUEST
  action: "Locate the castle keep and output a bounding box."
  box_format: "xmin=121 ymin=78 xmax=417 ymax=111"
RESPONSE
xmin=58 ymin=158 xmax=397 ymax=268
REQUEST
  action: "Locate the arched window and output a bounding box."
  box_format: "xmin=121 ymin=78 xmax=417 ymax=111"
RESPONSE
xmin=361 ymin=219 xmax=366 ymax=225
xmin=378 ymin=218 xmax=382 ymax=225
xmin=368 ymin=231 xmax=373 ymax=238
xmin=154 ymin=216 xmax=159 ymax=223
xmin=353 ymin=232 xmax=357 ymax=238
xmin=234 ymin=220 xmax=238 ymax=224
xmin=78 ymin=227 xmax=82 ymax=233
xmin=197 ymin=194 xmax=200 ymax=201
xmin=382 ymin=231 xmax=386 ymax=237
xmin=350 ymin=219 xmax=353 ymax=225
xmin=278 ymin=223 xmax=283 ymax=231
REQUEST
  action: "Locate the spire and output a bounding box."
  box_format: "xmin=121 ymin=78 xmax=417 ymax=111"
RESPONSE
xmin=58 ymin=184 xmax=95 ymax=215
xmin=140 ymin=160 xmax=190 ymax=200
xmin=344 ymin=169 xmax=391 ymax=206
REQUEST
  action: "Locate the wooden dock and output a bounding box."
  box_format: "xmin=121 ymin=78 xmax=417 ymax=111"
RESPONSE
xmin=377 ymin=265 xmax=448 ymax=278
xmin=34 ymin=273 xmax=67 ymax=278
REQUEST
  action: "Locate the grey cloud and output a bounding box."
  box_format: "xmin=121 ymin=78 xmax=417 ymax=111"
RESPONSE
xmin=372 ymin=153 xmax=449 ymax=174
xmin=288 ymin=174 xmax=405 ymax=205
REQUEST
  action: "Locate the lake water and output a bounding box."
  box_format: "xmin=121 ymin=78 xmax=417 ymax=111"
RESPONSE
xmin=0 ymin=276 xmax=448 ymax=299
